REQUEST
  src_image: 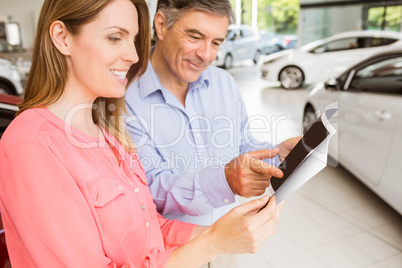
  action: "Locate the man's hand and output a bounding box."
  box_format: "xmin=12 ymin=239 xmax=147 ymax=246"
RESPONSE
xmin=277 ymin=136 xmax=302 ymax=162
xmin=224 ymin=149 xmax=283 ymax=198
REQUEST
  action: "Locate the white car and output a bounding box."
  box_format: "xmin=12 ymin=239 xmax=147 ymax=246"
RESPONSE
xmin=213 ymin=24 xmax=263 ymax=69
xmin=303 ymin=47 xmax=402 ymax=214
xmin=0 ymin=57 xmax=24 ymax=96
xmin=261 ymin=30 xmax=402 ymax=89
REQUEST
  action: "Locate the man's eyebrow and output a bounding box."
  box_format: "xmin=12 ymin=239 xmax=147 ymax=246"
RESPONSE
xmin=185 ymin=29 xmax=226 ymax=42
xmin=185 ymin=29 xmax=204 ymax=36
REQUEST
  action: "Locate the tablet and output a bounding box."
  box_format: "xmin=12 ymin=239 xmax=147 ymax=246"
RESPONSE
xmin=259 ymin=108 xmax=337 ymax=210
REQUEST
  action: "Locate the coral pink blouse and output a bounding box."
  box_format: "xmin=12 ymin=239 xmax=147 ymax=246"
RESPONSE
xmin=0 ymin=108 xmax=196 ymax=267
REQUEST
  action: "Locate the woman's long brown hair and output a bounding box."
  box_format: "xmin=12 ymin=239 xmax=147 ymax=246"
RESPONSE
xmin=19 ymin=0 xmax=150 ymax=151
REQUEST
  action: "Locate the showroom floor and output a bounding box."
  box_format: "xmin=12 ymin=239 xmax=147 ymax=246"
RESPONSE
xmin=228 ymin=62 xmax=402 ymax=268
xmin=237 ymin=165 xmax=402 ymax=268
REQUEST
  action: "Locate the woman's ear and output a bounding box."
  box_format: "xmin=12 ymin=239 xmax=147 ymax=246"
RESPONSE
xmin=154 ymin=11 xmax=167 ymax=42
xmin=49 ymin=20 xmax=72 ymax=56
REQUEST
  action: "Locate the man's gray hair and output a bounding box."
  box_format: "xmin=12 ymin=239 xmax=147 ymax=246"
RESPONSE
xmin=154 ymin=0 xmax=235 ymax=40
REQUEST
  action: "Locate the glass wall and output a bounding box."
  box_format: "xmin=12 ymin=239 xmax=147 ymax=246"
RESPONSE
xmin=229 ymin=0 xmax=299 ymax=34
xmin=365 ymin=5 xmax=402 ymax=31
xmin=299 ymin=1 xmax=402 ymax=46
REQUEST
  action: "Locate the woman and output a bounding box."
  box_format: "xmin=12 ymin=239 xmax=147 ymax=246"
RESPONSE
xmin=0 ymin=0 xmax=282 ymax=267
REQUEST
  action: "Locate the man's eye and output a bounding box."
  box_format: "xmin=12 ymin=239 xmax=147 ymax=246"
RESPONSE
xmin=190 ymin=36 xmax=201 ymax=40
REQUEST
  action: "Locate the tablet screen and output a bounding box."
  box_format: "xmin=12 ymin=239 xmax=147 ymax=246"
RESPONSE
xmin=270 ymin=119 xmax=329 ymax=192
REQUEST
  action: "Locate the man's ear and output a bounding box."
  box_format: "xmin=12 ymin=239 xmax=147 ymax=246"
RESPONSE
xmin=49 ymin=20 xmax=72 ymax=56
xmin=154 ymin=11 xmax=167 ymax=41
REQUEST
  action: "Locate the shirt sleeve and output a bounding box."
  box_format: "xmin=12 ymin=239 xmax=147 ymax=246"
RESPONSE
xmin=125 ymin=109 xmax=236 ymax=217
xmin=0 ymin=139 xmax=191 ymax=268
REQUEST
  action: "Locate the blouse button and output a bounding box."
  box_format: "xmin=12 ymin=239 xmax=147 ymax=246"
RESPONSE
xmin=145 ymin=221 xmax=149 ymax=228
xmin=134 ymin=187 xmax=139 ymax=193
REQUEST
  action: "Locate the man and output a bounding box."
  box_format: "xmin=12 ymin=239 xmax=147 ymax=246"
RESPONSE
xmin=125 ymin=0 xmax=299 ymax=266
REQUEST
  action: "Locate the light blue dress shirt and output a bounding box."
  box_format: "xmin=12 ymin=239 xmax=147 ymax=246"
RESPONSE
xmin=125 ymin=61 xmax=277 ymax=225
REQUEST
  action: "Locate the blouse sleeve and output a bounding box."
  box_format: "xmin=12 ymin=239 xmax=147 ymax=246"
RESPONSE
xmin=0 ymin=139 xmax=195 ymax=267
xmin=139 ymin=214 xmax=197 ymax=268
xmin=157 ymin=214 xmax=197 ymax=250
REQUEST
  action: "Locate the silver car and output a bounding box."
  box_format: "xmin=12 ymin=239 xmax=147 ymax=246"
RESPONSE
xmin=214 ymin=24 xmax=263 ymax=69
xmin=303 ymin=47 xmax=402 ymax=214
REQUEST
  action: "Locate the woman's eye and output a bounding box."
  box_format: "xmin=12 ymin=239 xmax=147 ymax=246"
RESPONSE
xmin=109 ymin=37 xmax=121 ymax=42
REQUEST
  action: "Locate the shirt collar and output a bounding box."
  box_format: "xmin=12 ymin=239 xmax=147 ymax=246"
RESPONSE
xmin=138 ymin=58 xmax=162 ymax=100
xmin=189 ymin=71 xmax=209 ymax=92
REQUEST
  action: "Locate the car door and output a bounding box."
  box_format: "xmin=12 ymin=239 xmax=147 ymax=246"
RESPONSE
xmin=337 ymin=54 xmax=402 ymax=185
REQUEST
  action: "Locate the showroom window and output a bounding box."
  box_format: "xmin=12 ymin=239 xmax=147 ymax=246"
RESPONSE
xmin=366 ymin=5 xmax=402 ymax=31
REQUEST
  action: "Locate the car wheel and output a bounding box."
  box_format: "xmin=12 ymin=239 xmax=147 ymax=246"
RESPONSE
xmin=223 ymin=54 xmax=233 ymax=69
xmin=253 ymin=50 xmax=261 ymax=64
xmin=303 ymin=105 xmax=316 ymax=134
xmin=0 ymin=81 xmax=15 ymax=95
xmin=279 ymin=66 xmax=304 ymax=89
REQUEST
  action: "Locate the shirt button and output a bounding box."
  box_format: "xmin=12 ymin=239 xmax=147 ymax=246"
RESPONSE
xmin=141 ymin=205 xmax=146 ymax=210
xmin=118 ymin=185 xmax=124 ymax=190
xmin=134 ymin=188 xmax=139 ymax=193
xmin=224 ymin=198 xmax=229 ymax=204
xmin=145 ymin=221 xmax=149 ymax=228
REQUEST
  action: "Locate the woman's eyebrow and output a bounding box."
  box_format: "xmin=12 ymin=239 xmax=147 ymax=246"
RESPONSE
xmin=103 ymin=26 xmax=130 ymax=34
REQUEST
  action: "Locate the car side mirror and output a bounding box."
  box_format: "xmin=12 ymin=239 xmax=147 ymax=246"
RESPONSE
xmin=325 ymin=77 xmax=339 ymax=91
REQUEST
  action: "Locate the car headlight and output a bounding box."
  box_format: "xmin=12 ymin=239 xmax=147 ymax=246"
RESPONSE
xmin=261 ymin=50 xmax=292 ymax=65
xmin=263 ymin=55 xmax=286 ymax=65
xmin=262 ymin=50 xmax=290 ymax=65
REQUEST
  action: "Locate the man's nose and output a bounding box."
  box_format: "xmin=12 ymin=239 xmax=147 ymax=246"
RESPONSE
xmin=196 ymin=41 xmax=213 ymax=61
